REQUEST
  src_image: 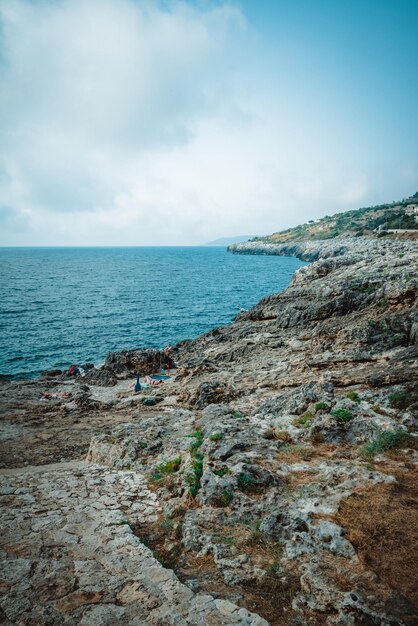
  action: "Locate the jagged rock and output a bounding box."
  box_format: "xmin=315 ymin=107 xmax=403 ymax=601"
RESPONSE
xmin=198 ymin=470 xmax=236 ymax=507
xmin=188 ymin=381 xmax=236 ymax=409
xmin=80 ymin=367 xmax=117 ymax=387
xmin=103 ymin=348 xmax=174 ymax=377
xmin=40 ymin=369 xmax=63 ymax=378
xmin=254 ymin=383 xmax=324 ymax=417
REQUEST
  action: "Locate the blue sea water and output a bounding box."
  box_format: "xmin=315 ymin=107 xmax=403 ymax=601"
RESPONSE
xmin=0 ymin=247 xmax=305 ymax=379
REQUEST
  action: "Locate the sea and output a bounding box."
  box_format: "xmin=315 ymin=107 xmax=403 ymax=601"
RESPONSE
xmin=0 ymin=247 xmax=305 ymax=379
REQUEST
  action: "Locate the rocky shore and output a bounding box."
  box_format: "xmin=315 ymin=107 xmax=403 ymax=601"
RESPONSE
xmin=1 ymin=236 xmax=417 ymax=626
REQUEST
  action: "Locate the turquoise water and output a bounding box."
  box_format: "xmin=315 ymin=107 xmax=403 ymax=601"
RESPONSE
xmin=0 ymin=247 xmax=305 ymax=378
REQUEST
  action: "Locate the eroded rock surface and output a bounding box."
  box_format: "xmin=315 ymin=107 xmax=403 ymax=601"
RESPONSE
xmin=1 ymin=237 xmax=417 ymax=625
xmin=0 ymin=463 xmax=266 ymax=626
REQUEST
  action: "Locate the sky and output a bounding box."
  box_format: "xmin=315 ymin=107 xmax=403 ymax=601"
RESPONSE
xmin=0 ymin=0 xmax=417 ymax=246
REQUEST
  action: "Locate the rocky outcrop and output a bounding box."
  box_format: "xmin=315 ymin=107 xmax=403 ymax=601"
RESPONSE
xmin=1 ymin=236 xmax=417 ymax=625
xmin=228 ymin=237 xmax=362 ymax=261
xmin=74 ymin=348 xmax=175 ymax=387
xmin=0 ymin=462 xmax=267 ymax=626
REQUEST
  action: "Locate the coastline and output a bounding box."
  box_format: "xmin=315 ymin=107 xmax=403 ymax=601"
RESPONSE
xmin=0 ymin=246 xmax=304 ymax=381
xmin=1 ymin=235 xmax=417 ymax=626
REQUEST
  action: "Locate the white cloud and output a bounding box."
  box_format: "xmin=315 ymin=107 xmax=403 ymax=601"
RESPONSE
xmin=0 ymin=0 xmax=415 ymax=245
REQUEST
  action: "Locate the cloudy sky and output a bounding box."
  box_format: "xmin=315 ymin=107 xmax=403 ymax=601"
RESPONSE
xmin=0 ymin=0 xmax=417 ymax=246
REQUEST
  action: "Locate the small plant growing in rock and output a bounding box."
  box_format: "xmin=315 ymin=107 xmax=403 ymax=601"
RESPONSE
xmin=274 ymin=429 xmax=293 ymax=442
xmin=152 ymin=457 xmax=182 ymax=481
xmin=220 ymin=489 xmax=233 ymax=506
xmin=315 ymin=402 xmax=330 ymax=412
xmin=294 ymin=412 xmax=315 ymax=428
xmin=371 ymin=404 xmax=386 ymax=415
xmin=389 ymin=391 xmax=416 ymax=410
xmin=159 ymin=516 xmax=174 ymax=534
xmin=213 ymin=467 xmax=231 ymax=477
xmin=346 ymin=391 xmax=360 ymax=402
xmin=278 ymin=445 xmax=314 ymax=461
xmin=209 ymin=432 xmax=222 ymax=442
xmin=332 ymin=408 xmax=353 ymax=423
xmin=387 ymin=333 xmax=403 ymax=347
xmin=185 ymin=429 xmax=205 ymax=497
xmin=232 ymin=411 xmax=245 ymax=419
xmin=237 ymin=473 xmax=254 ymax=492
xmin=247 ymin=519 xmax=263 ymax=545
xmin=361 ymin=429 xmax=409 ymax=459
xmin=186 ymin=429 xmax=204 ymax=451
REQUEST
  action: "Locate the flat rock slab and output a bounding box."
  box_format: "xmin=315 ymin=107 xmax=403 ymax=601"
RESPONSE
xmin=0 ymin=462 xmax=267 ymax=626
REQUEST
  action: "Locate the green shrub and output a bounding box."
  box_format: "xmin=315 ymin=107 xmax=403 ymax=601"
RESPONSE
xmin=152 ymin=457 xmax=181 ymax=480
xmin=189 ymin=481 xmax=201 ymax=498
xmin=187 ymin=429 xmax=204 ymax=451
xmin=220 ymin=489 xmax=233 ymax=506
xmin=294 ymin=412 xmax=315 ymax=427
xmin=315 ymin=402 xmax=330 ymax=412
xmin=389 ymin=391 xmax=416 ymax=410
xmin=213 ymin=468 xmax=231 ymax=477
xmin=332 ymin=408 xmax=353 ymax=423
xmin=361 ymin=429 xmax=409 ymax=459
xmin=209 ymin=432 xmax=222 ymax=442
xmin=232 ymin=411 xmax=245 ymax=419
xmin=185 ymin=428 xmax=205 ymax=496
xmin=237 ymin=473 xmax=253 ymax=492
xmin=191 ymin=458 xmax=203 ymax=473
xmin=346 ymin=392 xmax=360 ymax=402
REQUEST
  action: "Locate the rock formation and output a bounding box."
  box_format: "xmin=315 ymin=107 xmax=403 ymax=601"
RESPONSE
xmin=1 ymin=236 xmax=417 ymax=625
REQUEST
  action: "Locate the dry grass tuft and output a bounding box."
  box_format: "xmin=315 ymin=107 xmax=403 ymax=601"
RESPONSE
xmin=336 ymin=468 xmax=418 ymax=609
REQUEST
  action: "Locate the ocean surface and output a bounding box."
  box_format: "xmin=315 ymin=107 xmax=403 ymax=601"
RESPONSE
xmin=0 ymin=247 xmax=305 ymax=379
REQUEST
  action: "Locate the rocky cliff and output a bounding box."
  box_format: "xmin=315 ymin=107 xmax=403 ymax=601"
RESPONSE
xmin=1 ymin=236 xmax=417 ymax=626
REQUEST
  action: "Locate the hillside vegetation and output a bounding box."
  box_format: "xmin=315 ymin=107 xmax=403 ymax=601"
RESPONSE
xmin=253 ymin=192 xmax=418 ymax=243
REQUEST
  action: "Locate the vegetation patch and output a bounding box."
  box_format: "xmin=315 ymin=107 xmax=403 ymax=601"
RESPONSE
xmin=209 ymin=432 xmax=222 ymax=442
xmin=315 ymin=402 xmax=330 ymax=412
xmin=185 ymin=429 xmax=205 ymax=498
xmin=232 ymin=411 xmax=245 ymax=419
xmin=186 ymin=429 xmax=204 ymax=451
xmin=237 ymin=473 xmax=254 ymax=492
xmin=346 ymin=391 xmax=360 ymax=402
xmin=278 ymin=445 xmax=314 ymax=462
xmin=389 ymin=391 xmax=416 ymax=410
xmin=336 ymin=469 xmax=418 ymax=613
xmin=294 ymin=412 xmax=315 ymax=428
xmin=274 ymin=429 xmax=293 ymax=442
xmin=214 ymin=488 xmax=233 ymax=507
xmin=151 ymin=457 xmax=182 ymax=481
xmin=332 ymin=408 xmax=353 ymax=423
xmin=213 ymin=467 xmax=231 ymax=477
xmin=253 ymin=194 xmax=418 ymax=244
xmin=371 ymin=404 xmax=386 ymax=415
xmin=361 ymin=429 xmax=409 ymax=459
